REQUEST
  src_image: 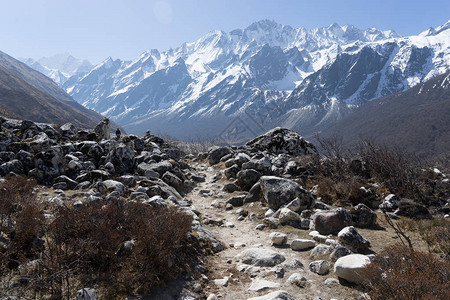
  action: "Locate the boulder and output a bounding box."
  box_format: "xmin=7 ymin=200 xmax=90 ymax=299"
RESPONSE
xmin=350 ymin=204 xmax=377 ymax=228
xmin=311 ymin=208 xmax=353 ymax=235
xmin=236 ymin=169 xmax=262 ymax=191
xmin=223 ymin=182 xmax=239 ymax=193
xmin=242 ymin=157 xmax=272 ymax=175
xmin=246 ymin=127 xmax=317 ymax=156
xmin=310 ymin=244 xmax=332 ymax=259
xmin=162 ymin=171 xmax=184 ymax=193
xmin=235 ymin=248 xmax=285 ymax=267
xmin=269 ymin=232 xmax=287 ymax=246
xmin=245 ymin=182 xmax=263 ymax=203
xmin=101 ymin=180 xmax=126 ymax=196
xmin=106 ymin=144 xmax=135 ymax=174
xmin=224 ymin=164 xmax=240 ymax=179
xmin=278 ymin=208 xmax=301 ymax=225
xmin=334 ymin=254 xmax=371 ymax=284
xmin=248 ymin=279 xmax=280 ymax=292
xmin=380 ymin=194 xmax=399 ymax=212
xmin=309 ymin=260 xmax=331 ymax=275
xmin=394 ymin=199 xmax=431 ymax=219
xmin=234 ymin=152 xmax=251 ymax=167
xmin=330 ymin=245 xmax=351 ymax=261
xmin=76 ymin=288 xmax=98 ymax=300
xmin=290 ymin=239 xmax=315 ymax=251
xmin=338 ymin=226 xmax=371 ymax=252
xmin=207 ymin=146 xmax=232 ymax=165
xmin=94 ymin=118 xmax=110 ymax=141
xmin=260 ymin=176 xmax=314 ymax=210
xmin=226 ymin=195 xmax=246 ymax=207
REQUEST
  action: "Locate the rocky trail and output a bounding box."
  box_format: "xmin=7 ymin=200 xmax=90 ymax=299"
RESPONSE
xmin=186 ymin=162 xmax=364 ymax=300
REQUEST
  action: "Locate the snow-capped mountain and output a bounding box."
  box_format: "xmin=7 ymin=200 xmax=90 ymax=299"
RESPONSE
xmin=22 ymin=53 xmax=93 ymax=85
xmin=56 ymin=20 xmax=448 ymax=141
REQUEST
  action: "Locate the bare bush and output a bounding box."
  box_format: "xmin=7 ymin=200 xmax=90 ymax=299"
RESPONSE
xmin=362 ymin=244 xmax=450 ymax=300
xmin=356 ymin=141 xmax=423 ymax=199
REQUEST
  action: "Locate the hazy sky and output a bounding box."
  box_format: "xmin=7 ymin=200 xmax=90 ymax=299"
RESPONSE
xmin=1 ymin=0 xmax=448 ymax=64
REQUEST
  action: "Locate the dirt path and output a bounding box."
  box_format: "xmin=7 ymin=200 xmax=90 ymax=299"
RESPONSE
xmin=186 ymin=163 xmax=362 ymax=300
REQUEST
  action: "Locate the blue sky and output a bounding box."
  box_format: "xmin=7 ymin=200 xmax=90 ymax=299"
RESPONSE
xmin=1 ymin=0 xmax=448 ymax=64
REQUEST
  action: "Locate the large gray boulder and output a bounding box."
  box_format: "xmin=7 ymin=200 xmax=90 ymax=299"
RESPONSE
xmin=260 ymin=176 xmax=314 ymax=211
xmin=246 ymin=127 xmax=317 ymax=156
xmin=334 ymin=254 xmax=371 ymax=284
xmin=311 ymin=208 xmax=353 ymax=235
xmin=350 ymin=204 xmax=377 ymax=228
xmin=338 ymin=226 xmax=371 ymax=252
xmin=105 ymin=144 xmax=135 ymax=174
xmin=235 ymin=248 xmax=285 ymax=267
xmin=236 ymin=169 xmax=262 ymax=191
xmin=207 ymin=146 xmax=232 ymax=165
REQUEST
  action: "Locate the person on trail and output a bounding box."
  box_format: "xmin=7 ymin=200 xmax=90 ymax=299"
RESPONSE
xmin=116 ymin=128 xmax=121 ymax=140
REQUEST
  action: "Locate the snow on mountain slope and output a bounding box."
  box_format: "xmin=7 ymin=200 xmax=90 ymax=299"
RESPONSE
xmin=55 ymin=20 xmax=449 ymax=140
xmin=21 ymin=53 xmax=93 ymax=85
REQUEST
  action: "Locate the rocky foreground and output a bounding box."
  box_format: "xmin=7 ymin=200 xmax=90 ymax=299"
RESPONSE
xmin=0 ymin=118 xmax=448 ymax=299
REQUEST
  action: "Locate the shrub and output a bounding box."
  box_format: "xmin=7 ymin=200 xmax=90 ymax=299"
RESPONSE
xmin=356 ymin=141 xmax=423 ymax=199
xmin=28 ymin=200 xmax=194 ymax=298
xmin=362 ymin=244 xmax=450 ymax=300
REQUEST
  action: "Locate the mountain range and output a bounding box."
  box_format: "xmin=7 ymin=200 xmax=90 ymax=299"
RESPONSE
xmin=20 ymin=53 xmax=92 ymax=85
xmin=22 ymin=20 xmax=450 ymax=146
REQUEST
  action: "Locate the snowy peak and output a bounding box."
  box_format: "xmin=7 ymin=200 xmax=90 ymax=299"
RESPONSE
xmin=420 ymin=20 xmax=450 ymax=36
xmin=21 ymin=53 xmax=93 ymax=85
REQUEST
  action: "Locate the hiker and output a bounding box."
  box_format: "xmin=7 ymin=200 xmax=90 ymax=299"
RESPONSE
xmin=116 ymin=128 xmax=121 ymax=140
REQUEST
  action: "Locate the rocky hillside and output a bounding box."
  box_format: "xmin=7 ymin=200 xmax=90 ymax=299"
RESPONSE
xmin=0 ymin=120 xmax=448 ymax=299
xmin=320 ymin=71 xmax=450 ymax=159
xmin=0 ymin=51 xmax=109 ymax=129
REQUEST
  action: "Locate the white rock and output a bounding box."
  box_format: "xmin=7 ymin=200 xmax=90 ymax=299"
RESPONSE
xmin=265 ymin=209 xmax=275 ymax=217
xmin=247 ymin=290 xmax=296 ymax=300
xmin=248 ymin=279 xmax=280 ymax=292
xmin=207 ymin=294 xmax=218 ymax=300
xmin=334 ymin=254 xmax=371 ymax=283
xmin=235 ymin=248 xmax=285 ymax=267
xmin=269 ymin=232 xmax=288 ymax=245
xmin=291 ymin=239 xmax=315 ymax=251
xmin=214 ymin=277 xmax=229 ymax=287
xmin=309 ymin=230 xmax=328 ymax=243
xmin=278 ymin=207 xmax=301 ymax=224
xmin=225 ymin=221 xmax=235 ymax=228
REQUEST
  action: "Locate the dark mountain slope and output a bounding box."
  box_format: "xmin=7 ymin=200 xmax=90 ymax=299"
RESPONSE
xmin=320 ymin=71 xmax=450 ymax=159
xmin=0 ymin=51 xmax=108 ymax=128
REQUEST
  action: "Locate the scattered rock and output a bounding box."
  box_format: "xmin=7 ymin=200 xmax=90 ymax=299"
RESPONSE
xmin=309 ymin=260 xmax=331 ymax=275
xmin=291 ymin=239 xmax=315 ymax=251
xmin=269 ymin=232 xmax=288 ymax=246
xmin=235 ymin=248 xmax=286 ymax=267
xmin=286 ymin=273 xmax=307 ymax=287
xmin=248 ymin=279 xmax=280 ymax=292
xmin=334 ymin=254 xmax=371 ymax=284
